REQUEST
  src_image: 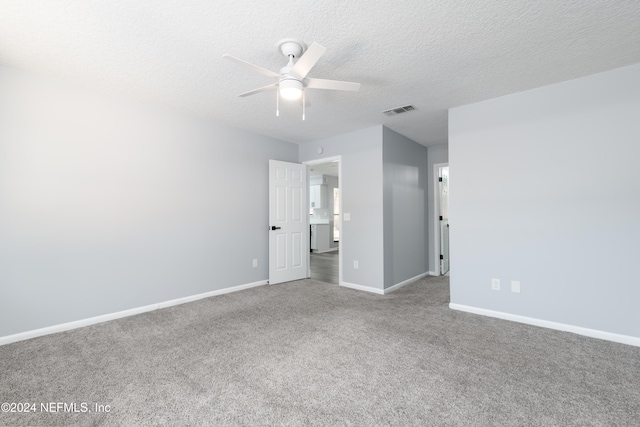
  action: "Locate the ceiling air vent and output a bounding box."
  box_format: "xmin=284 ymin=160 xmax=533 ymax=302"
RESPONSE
xmin=382 ymin=105 xmax=415 ymax=116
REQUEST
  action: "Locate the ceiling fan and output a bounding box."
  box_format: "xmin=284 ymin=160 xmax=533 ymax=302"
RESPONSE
xmin=222 ymin=39 xmax=361 ymax=119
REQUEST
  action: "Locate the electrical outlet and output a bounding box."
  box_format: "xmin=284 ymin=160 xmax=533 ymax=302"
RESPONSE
xmin=491 ymin=278 xmax=500 ymax=291
xmin=511 ymin=280 xmax=521 ymax=293
xmin=353 ymin=260 xmax=359 ymax=269
xmin=252 ymin=259 xmax=258 ymax=268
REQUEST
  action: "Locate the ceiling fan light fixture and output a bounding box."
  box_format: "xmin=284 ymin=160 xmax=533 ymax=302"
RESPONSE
xmin=279 ymin=79 xmax=303 ymax=100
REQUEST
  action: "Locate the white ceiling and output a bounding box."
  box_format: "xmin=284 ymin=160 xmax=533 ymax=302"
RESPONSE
xmin=1 ymin=1 xmax=639 ymax=147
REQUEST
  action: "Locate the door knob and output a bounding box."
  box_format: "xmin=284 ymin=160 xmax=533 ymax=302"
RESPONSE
xmin=270 ymin=226 xmax=282 ymax=230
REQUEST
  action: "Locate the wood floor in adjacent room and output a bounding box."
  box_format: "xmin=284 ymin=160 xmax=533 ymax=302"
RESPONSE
xmin=310 ymin=249 xmax=338 ymax=284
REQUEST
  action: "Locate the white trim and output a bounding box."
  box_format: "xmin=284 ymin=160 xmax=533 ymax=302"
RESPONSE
xmin=340 ymin=281 xmax=384 ymax=295
xmin=0 ymin=280 xmax=268 ymax=347
xmin=303 ymin=156 xmax=343 ymax=286
xmin=433 ymin=162 xmax=448 ymax=276
xmin=427 ymin=271 xmax=438 ymax=276
xmin=383 ymin=272 xmax=428 ymax=294
xmin=449 ymin=303 xmax=640 ymax=348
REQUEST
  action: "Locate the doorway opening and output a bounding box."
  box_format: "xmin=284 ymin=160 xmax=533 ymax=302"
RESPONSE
xmin=434 ymin=163 xmax=450 ymax=276
xmin=304 ymin=156 xmax=341 ymax=285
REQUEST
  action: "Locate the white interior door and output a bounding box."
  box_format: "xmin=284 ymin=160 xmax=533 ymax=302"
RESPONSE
xmin=269 ymin=160 xmax=308 ymax=284
xmin=439 ymin=166 xmax=450 ymax=274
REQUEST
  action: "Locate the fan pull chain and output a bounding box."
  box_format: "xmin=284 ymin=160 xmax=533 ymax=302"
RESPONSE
xmin=302 ymin=90 xmax=306 ymax=121
xmin=276 ymin=85 xmax=280 ymax=117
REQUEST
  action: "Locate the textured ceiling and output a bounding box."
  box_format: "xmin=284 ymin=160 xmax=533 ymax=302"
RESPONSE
xmin=1 ymin=1 xmax=639 ymax=146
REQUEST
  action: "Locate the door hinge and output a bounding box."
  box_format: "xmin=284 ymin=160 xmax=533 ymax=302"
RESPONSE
xmin=439 ymin=215 xmax=443 ymax=221
xmin=440 ymin=254 xmax=444 ymax=260
xmin=438 ymin=177 xmax=443 ymax=182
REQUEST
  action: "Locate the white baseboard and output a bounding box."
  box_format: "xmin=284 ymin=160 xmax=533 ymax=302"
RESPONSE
xmin=427 ymin=271 xmax=438 ymax=276
xmin=340 ymin=281 xmax=384 ymax=295
xmin=449 ymin=303 xmax=640 ymax=348
xmin=383 ymin=272 xmax=428 ymax=294
xmin=340 ymin=273 xmax=429 ymax=296
xmin=0 ymin=280 xmax=268 ymax=347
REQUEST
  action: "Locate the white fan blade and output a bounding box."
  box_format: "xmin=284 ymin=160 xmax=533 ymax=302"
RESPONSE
xmin=238 ymin=83 xmax=278 ymax=97
xmin=305 ymin=78 xmax=361 ymax=91
xmin=222 ymin=54 xmax=280 ymax=78
xmin=289 ymin=42 xmax=326 ymax=79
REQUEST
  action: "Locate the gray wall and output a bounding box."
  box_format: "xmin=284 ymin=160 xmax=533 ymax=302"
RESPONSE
xmin=427 ymin=144 xmax=449 ymax=274
xmin=299 ymin=126 xmax=384 ymax=290
xmin=382 ymin=127 xmax=429 ymax=288
xmin=0 ymin=66 xmax=298 ymax=337
xmin=449 ymin=63 xmax=640 ymax=338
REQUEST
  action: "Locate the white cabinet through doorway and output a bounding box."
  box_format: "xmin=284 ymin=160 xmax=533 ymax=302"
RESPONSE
xmin=310 ymin=185 xmax=327 ymax=209
xmin=311 ymin=224 xmax=330 ymax=252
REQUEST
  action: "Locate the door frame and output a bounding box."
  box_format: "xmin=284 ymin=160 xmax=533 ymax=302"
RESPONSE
xmin=433 ymin=162 xmax=449 ymax=276
xmin=303 ymin=155 xmax=342 ymax=285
